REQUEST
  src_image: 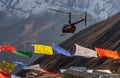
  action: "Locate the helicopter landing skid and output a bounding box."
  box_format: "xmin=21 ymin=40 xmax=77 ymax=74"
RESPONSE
xmin=60 ymin=33 xmax=66 ymax=36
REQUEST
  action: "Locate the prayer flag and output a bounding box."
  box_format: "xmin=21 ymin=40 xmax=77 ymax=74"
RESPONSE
xmin=52 ymin=44 xmax=71 ymax=57
xmin=32 ymin=44 xmax=53 ymax=55
xmin=12 ymin=61 xmax=27 ymax=67
xmin=0 ymin=61 xmax=16 ymax=74
xmin=74 ymin=44 xmax=97 ymax=57
xmin=0 ymin=45 xmax=16 ymax=52
xmin=13 ymin=50 xmax=32 ymax=58
xmin=23 ymin=64 xmax=46 ymax=72
xmin=95 ymin=48 xmax=120 ymax=59
xmin=0 ymin=71 xmax=11 ymax=78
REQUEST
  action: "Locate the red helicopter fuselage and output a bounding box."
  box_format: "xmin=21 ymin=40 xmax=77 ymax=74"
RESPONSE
xmin=62 ymin=19 xmax=85 ymax=33
xmin=62 ymin=24 xmax=76 ymax=33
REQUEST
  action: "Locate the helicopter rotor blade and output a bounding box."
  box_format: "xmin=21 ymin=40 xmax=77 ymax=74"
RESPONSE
xmin=48 ymin=8 xmax=69 ymax=14
xmin=48 ymin=8 xmax=82 ymax=15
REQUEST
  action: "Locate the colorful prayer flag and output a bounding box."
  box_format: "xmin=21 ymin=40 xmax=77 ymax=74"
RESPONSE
xmin=74 ymin=44 xmax=97 ymax=57
xmin=23 ymin=64 xmax=46 ymax=72
xmin=0 ymin=61 xmax=16 ymax=74
xmin=32 ymin=44 xmax=53 ymax=55
xmin=13 ymin=50 xmax=32 ymax=58
xmin=0 ymin=45 xmax=16 ymax=52
xmin=12 ymin=61 xmax=27 ymax=67
xmin=52 ymin=44 xmax=71 ymax=57
xmin=0 ymin=71 xmax=11 ymax=78
xmin=95 ymin=48 xmax=120 ymax=59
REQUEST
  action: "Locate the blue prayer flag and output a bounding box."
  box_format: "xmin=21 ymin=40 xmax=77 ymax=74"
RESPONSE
xmin=52 ymin=44 xmax=72 ymax=57
xmin=12 ymin=62 xmax=27 ymax=67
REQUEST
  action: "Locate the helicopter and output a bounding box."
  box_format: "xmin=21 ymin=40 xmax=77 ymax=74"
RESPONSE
xmin=49 ymin=8 xmax=88 ymax=36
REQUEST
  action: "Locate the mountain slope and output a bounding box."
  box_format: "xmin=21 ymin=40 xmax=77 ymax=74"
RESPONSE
xmin=16 ymin=12 xmax=120 ymax=77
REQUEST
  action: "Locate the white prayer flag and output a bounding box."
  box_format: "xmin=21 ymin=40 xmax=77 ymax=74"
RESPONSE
xmin=23 ymin=64 xmax=46 ymax=72
xmin=93 ymin=70 xmax=112 ymax=74
xmin=87 ymin=69 xmax=111 ymax=74
xmin=74 ymin=44 xmax=97 ymax=57
xmin=59 ymin=69 xmax=67 ymax=73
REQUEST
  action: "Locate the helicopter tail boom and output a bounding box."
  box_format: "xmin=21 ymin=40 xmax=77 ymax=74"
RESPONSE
xmin=71 ymin=12 xmax=87 ymax=25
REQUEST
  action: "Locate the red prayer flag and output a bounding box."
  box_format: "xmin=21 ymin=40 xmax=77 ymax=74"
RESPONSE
xmin=95 ymin=48 xmax=120 ymax=60
xmin=0 ymin=71 xmax=11 ymax=78
xmin=0 ymin=45 xmax=16 ymax=52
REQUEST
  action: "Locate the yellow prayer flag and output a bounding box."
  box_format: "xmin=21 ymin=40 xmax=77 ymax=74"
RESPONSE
xmin=32 ymin=44 xmax=53 ymax=55
xmin=0 ymin=61 xmax=16 ymax=74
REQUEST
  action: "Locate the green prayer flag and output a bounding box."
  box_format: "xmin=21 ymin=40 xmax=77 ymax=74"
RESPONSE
xmin=13 ymin=50 xmax=32 ymax=58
